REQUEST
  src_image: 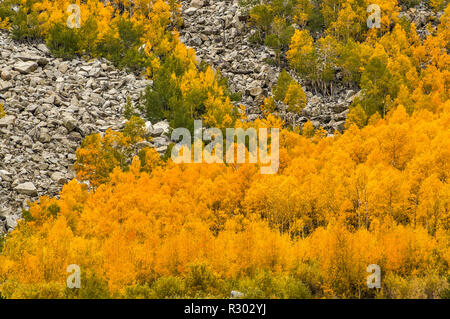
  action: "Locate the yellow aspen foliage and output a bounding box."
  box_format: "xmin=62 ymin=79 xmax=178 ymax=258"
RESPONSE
xmin=284 ymin=82 xmax=306 ymax=114
xmin=287 ymin=29 xmax=316 ymax=79
xmin=302 ymin=120 xmax=315 ymax=138
xmin=261 ymin=96 xmax=277 ymax=114
xmin=2 ymin=104 xmax=449 ymax=297
xmin=345 ymin=104 xmax=368 ymax=129
xmin=0 ymin=16 xmax=9 ymax=29
xmin=1 ymin=0 xmax=450 ymax=300
xmin=0 ymin=103 xmax=5 ymax=118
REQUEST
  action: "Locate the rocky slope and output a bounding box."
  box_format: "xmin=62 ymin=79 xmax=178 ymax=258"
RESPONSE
xmin=0 ymin=30 xmax=171 ymax=234
xmin=179 ymin=0 xmax=356 ymax=132
xmin=0 ymin=1 xmax=442 ymax=234
xmin=178 ymin=0 xmax=441 ymax=132
xmin=180 ymin=0 xmax=277 ymax=108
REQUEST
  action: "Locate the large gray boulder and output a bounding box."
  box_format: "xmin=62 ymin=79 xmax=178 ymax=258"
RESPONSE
xmin=14 ymin=61 xmax=38 ymax=74
xmin=15 ymin=182 xmax=38 ymax=196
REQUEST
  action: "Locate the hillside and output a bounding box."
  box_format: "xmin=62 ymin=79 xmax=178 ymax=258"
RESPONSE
xmin=0 ymin=0 xmax=448 ymax=299
xmin=0 ymin=30 xmax=170 ymax=230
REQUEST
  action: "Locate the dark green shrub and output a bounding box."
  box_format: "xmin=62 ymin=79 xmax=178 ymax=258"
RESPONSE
xmin=185 ymin=263 xmax=221 ymax=297
xmin=144 ymin=56 xmax=184 ymax=122
xmin=95 ymin=17 xmax=146 ymax=70
xmin=399 ymin=0 xmax=421 ymax=8
xmin=124 ymin=284 xmax=153 ymax=299
xmin=294 ymin=261 xmax=323 ymax=296
xmin=283 ymin=276 xmax=312 ymax=299
xmin=46 ymin=22 xmax=81 ymax=59
xmin=122 ymin=116 xmax=146 ymax=143
xmin=77 ymin=15 xmax=99 ymax=55
xmin=124 ymin=96 xmax=135 ymax=120
xmin=230 ymin=91 xmax=243 ymax=102
xmin=273 ymin=69 xmax=294 ymax=102
xmin=0 ymin=234 xmax=4 ymax=253
xmin=10 ymin=9 xmax=41 ymax=41
xmin=77 ymin=272 xmax=110 ymax=299
xmin=151 ymin=276 xmax=185 ymax=298
xmin=306 ymin=6 xmax=324 ymax=33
